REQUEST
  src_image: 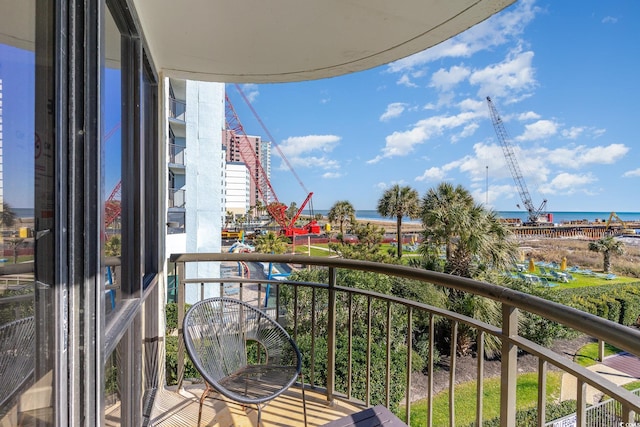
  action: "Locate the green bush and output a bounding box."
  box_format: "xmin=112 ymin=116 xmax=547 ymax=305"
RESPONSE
xmin=165 ymin=335 xmax=200 ymax=385
xmin=551 ymin=283 xmax=640 ymax=326
xmin=467 ymin=400 xmax=577 ymax=427
xmin=165 ymin=302 xmax=195 ymax=385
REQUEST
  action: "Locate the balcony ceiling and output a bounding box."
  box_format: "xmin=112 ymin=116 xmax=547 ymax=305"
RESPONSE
xmin=132 ymin=0 xmax=515 ymax=83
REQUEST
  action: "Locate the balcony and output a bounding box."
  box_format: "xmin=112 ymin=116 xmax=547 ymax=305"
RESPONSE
xmin=161 ymin=253 xmax=640 ymax=426
xmin=169 ymin=143 xmax=186 ymax=167
xmin=3 ymin=254 xmax=640 ymax=426
xmin=169 ymin=98 xmax=186 ymax=122
xmin=169 ymin=188 xmax=186 ymax=209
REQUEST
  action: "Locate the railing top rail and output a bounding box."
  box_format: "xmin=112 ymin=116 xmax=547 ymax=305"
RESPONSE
xmin=0 ymin=262 xmax=34 ymax=276
xmin=169 ymin=252 xmax=640 ymax=357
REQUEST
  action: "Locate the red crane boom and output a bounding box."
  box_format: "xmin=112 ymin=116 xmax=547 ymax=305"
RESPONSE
xmin=224 ymin=93 xmax=319 ymax=236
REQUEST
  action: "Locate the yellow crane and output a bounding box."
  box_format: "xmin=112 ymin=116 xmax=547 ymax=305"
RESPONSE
xmin=605 ymin=212 xmax=635 ymax=236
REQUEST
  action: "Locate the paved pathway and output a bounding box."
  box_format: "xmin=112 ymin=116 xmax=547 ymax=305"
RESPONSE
xmin=561 ymin=352 xmax=640 ymax=404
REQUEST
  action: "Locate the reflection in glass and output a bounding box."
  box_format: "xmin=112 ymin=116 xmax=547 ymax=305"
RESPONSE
xmin=0 ymin=0 xmax=39 ymax=423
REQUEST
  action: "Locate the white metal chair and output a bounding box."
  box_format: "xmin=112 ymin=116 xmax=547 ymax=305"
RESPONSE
xmin=183 ymin=297 xmax=306 ymax=426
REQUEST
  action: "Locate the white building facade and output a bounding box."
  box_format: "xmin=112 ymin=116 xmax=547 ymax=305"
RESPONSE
xmin=224 ymin=161 xmax=250 ymax=218
xmin=165 ymin=78 xmax=225 ymax=303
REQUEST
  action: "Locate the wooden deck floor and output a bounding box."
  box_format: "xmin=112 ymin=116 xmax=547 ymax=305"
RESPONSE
xmin=145 ymin=383 xmax=365 ymax=427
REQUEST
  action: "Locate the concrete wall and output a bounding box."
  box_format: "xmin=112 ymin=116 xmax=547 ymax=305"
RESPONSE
xmin=183 ymin=81 xmax=225 ymax=303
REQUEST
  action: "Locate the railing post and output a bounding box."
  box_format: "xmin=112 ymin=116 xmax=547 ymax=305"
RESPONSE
xmin=500 ymin=303 xmax=518 ymax=427
xmin=326 ymin=266 xmax=337 ymax=402
xmin=176 ymin=261 xmax=186 ymax=390
xmin=598 ymin=339 xmax=605 ymax=362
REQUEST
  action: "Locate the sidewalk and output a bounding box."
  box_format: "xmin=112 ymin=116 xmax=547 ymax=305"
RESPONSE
xmin=561 ymin=353 xmax=640 ymax=404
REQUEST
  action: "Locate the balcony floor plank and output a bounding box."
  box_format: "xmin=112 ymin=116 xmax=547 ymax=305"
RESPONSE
xmin=146 ymin=384 xmax=364 ymax=427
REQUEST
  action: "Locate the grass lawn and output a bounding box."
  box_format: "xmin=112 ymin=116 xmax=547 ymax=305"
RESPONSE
xmin=574 ymin=342 xmax=621 ymax=367
xmin=402 ymin=371 xmax=562 ymax=426
xmin=292 ymin=242 xmax=419 ymax=257
xmin=526 ymin=267 xmax=637 ymax=289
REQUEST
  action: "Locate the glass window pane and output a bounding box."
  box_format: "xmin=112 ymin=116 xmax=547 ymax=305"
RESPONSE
xmin=0 ymin=1 xmax=42 ymax=423
xmin=104 ymin=5 xmax=122 ymax=319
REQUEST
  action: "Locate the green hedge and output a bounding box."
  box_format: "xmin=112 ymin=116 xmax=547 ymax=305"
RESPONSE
xmin=467 ymin=400 xmax=577 ymax=427
xmin=550 ymin=283 xmax=640 ymax=326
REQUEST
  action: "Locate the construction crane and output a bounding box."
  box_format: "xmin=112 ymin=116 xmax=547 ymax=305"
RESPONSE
xmin=104 ymin=122 xmax=122 ymax=231
xmin=224 ymin=93 xmax=320 ymax=237
xmin=605 ymin=212 xmax=635 ymax=236
xmin=486 ymin=96 xmax=549 ymax=226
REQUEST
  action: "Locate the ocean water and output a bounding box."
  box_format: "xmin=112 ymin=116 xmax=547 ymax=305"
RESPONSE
xmin=314 ymin=210 xmax=640 ymax=224
xmin=13 ymin=206 xmax=640 ymax=225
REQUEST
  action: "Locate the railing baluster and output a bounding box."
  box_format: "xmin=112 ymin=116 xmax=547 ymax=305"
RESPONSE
xmin=576 ymin=378 xmax=586 ymax=426
xmin=311 ymin=287 xmax=316 ymax=387
xmin=538 ymin=359 xmax=547 ymax=427
xmin=347 ymin=292 xmax=353 ymax=399
xmin=405 ymin=306 xmax=413 ymax=425
xmin=500 ymin=303 xmax=518 ymax=427
xmin=449 ymin=320 xmax=457 ymax=427
xmin=385 ymin=301 xmax=392 ymax=408
xmin=621 ymin=403 xmax=634 ymax=424
xmin=327 ymin=266 xmax=337 ymax=402
xmin=427 ymin=313 xmax=434 ymax=427
xmin=176 ymin=261 xmax=186 ymax=390
xmin=200 ymin=282 xmax=204 ymax=301
xmin=476 ymin=330 xmax=485 ymax=427
xmin=293 ymin=285 xmax=298 ymax=342
xmin=366 ymin=296 xmax=372 ymax=407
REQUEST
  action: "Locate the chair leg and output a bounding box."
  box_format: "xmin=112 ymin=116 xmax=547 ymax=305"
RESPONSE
xmin=198 ymin=384 xmax=212 ymax=427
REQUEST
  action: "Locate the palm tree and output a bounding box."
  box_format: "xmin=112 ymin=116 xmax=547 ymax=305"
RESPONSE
xmin=421 ymin=182 xmax=475 ymax=268
xmin=1 ymin=202 xmax=17 ymax=229
xmin=253 ymin=231 xmax=289 ymax=255
xmin=377 ymin=185 xmax=420 ymax=258
xmin=327 ymin=200 xmax=356 ymax=237
xmin=589 ymin=236 xmax=624 ymax=273
xmin=420 ymin=182 xmax=517 ymax=356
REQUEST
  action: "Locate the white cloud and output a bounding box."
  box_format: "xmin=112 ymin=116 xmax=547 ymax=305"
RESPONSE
xmin=602 ymin=16 xmax=618 ymax=24
xmin=279 ymin=135 xmax=340 ymax=157
xmin=397 ymin=74 xmax=418 ymax=88
xmin=518 ymin=111 xmax=541 ymax=121
xmin=240 ymin=83 xmax=259 ymax=103
xmin=369 ymin=111 xmax=482 ymax=163
xmin=547 ymin=144 xmax=629 ymax=168
xmin=469 ymin=49 xmax=537 ymax=99
xmin=517 ymin=119 xmax=558 ymax=141
xmin=380 ymin=103 xmax=408 ymax=122
xmin=276 ymin=135 xmax=341 ymax=170
xmin=387 ymin=0 xmax=538 ymax=73
xmin=429 ymin=65 xmax=471 ymax=91
xmin=322 ymin=172 xmax=342 ymax=179
xmin=623 ymin=169 xmax=640 ymax=178
xmin=540 ymin=172 xmax=596 ymax=194
xmin=415 ymin=166 xmax=446 ymax=182
xmin=561 ymin=126 xmax=585 ymax=140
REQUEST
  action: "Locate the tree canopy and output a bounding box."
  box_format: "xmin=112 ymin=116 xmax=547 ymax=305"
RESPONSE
xmin=377 ymin=184 xmax=420 ymax=259
xmin=327 ymin=200 xmax=356 ymax=237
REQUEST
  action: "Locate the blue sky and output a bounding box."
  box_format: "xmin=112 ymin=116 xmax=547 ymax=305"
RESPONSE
xmin=226 ymin=0 xmax=640 ymax=212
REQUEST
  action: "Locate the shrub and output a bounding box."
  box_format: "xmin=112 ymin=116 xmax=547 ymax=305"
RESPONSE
xmin=468 ymin=400 xmax=577 ymax=427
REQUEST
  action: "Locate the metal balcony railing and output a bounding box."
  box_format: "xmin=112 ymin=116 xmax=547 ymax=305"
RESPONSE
xmin=169 ymin=98 xmax=186 ymax=121
xmin=168 ymin=188 xmax=185 ymax=208
xmin=169 ymin=143 xmax=185 ymax=165
xmin=169 ymin=253 xmax=640 ymax=427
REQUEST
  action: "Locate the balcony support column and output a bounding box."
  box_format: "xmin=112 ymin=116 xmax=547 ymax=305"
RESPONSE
xmin=326 ymin=266 xmax=337 ymax=402
xmin=500 ymin=304 xmax=518 ymax=427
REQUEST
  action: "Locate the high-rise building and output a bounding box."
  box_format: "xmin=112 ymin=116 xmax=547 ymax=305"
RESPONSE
xmin=223 ymin=130 xmax=272 ymax=213
xmin=224 ymin=162 xmax=250 ymax=218
xmin=165 ymin=78 xmax=225 ymax=303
